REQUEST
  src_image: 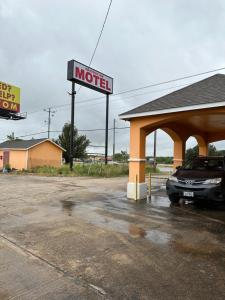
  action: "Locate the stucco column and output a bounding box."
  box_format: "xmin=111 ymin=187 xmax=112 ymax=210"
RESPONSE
xmin=173 ymin=140 xmax=185 ymax=169
xmin=127 ymin=123 xmax=147 ymax=200
xmin=199 ymin=142 xmax=208 ymax=156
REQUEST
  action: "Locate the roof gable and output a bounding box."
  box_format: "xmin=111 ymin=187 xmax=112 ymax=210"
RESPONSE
xmin=0 ymin=138 xmax=65 ymax=151
xmin=120 ymin=74 xmax=225 ymax=119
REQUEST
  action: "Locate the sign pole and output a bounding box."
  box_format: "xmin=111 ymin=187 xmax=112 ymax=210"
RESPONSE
xmin=67 ymin=60 xmax=113 ymax=167
xmin=113 ymin=118 xmax=116 ymax=159
xmin=70 ymin=81 xmax=76 ymax=171
xmin=105 ymin=94 xmax=109 ymax=165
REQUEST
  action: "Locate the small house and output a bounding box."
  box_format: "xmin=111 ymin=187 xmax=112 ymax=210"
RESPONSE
xmin=0 ymin=138 xmax=65 ymax=170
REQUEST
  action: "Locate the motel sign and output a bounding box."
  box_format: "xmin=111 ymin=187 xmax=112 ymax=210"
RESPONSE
xmin=67 ymin=60 xmax=113 ymax=95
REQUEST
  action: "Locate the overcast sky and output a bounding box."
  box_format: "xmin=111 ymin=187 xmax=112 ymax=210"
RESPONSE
xmin=1 ymin=0 xmax=225 ymax=156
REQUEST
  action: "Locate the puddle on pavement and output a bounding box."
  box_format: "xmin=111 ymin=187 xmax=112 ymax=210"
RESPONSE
xmin=59 ymin=198 xmax=172 ymax=246
xmin=136 ymin=195 xmax=171 ymax=208
xmin=58 ymin=193 xmax=224 ymax=247
xmin=145 ymin=229 xmax=171 ymax=245
xmin=60 ymin=200 xmax=76 ymax=216
xmin=150 ymin=195 xmax=171 ymax=208
xmin=129 ymin=224 xmax=171 ymax=245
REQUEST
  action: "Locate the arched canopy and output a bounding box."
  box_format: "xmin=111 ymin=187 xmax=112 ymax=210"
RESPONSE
xmin=120 ymin=74 xmax=225 ymax=200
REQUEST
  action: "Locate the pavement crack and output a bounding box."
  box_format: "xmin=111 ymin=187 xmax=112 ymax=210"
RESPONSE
xmin=0 ymin=232 xmax=107 ymax=297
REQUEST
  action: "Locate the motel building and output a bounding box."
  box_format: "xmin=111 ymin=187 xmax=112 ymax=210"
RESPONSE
xmin=120 ymin=74 xmax=225 ymax=200
xmin=0 ymin=138 xmax=64 ymax=170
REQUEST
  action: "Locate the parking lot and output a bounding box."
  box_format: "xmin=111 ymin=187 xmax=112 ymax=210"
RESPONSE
xmin=0 ymin=174 xmax=225 ymax=299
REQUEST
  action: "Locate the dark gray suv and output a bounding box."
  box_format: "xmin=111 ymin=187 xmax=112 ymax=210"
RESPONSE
xmin=166 ymin=156 xmax=225 ymax=203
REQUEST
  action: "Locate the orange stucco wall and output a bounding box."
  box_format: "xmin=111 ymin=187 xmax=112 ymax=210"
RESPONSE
xmin=0 ymin=149 xmax=27 ymax=170
xmin=27 ymin=141 xmax=62 ymax=169
xmin=10 ymin=150 xmax=28 ymax=169
xmin=0 ymin=141 xmax=63 ymax=170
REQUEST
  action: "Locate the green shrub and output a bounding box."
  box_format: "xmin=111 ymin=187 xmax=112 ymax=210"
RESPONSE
xmin=4 ymin=163 xmax=11 ymax=171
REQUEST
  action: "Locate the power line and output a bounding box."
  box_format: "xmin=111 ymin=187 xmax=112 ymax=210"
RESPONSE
xmin=24 ymin=66 xmax=225 ymax=115
xmin=76 ymin=83 xmax=190 ymax=107
xmin=89 ymin=0 xmax=113 ymax=67
xmin=0 ymin=131 xmax=48 ymax=142
xmin=113 ymin=66 xmax=225 ymax=96
xmin=50 ymin=126 xmax=130 ymax=133
xmin=29 ymin=0 xmax=112 ymax=114
xmin=24 ymin=83 xmax=191 ymax=116
xmin=65 ymin=66 xmax=225 ymax=104
xmin=76 ymin=0 xmax=113 ymax=94
xmin=88 ymin=145 xmax=105 ymax=148
xmin=31 ymin=83 xmax=190 ymax=113
xmin=37 ymin=83 xmax=189 ymax=119
xmin=0 ymin=126 xmax=130 ymax=142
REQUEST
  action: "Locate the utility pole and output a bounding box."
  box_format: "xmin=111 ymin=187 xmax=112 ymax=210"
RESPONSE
xmin=70 ymin=82 xmax=76 ymax=171
xmin=44 ymin=108 xmax=56 ymax=139
xmin=153 ymin=130 xmax=157 ymax=171
xmin=113 ymin=118 xmax=116 ymax=159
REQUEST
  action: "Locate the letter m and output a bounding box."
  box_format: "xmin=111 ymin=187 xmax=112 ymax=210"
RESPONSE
xmin=75 ymin=67 xmax=85 ymax=80
xmin=10 ymin=103 xmax=18 ymax=111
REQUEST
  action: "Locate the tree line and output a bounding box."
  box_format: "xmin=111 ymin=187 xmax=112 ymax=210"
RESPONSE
xmin=6 ymin=127 xmax=225 ymax=164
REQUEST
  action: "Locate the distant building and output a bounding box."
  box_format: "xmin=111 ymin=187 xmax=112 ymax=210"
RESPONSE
xmin=0 ymin=138 xmax=65 ymax=170
xmin=87 ymin=154 xmax=112 ymax=162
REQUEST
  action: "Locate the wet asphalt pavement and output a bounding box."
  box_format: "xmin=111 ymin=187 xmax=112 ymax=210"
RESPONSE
xmin=0 ymin=175 xmax=224 ymax=299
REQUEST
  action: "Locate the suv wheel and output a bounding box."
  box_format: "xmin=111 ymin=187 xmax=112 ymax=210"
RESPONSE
xmin=168 ymin=195 xmax=180 ymax=203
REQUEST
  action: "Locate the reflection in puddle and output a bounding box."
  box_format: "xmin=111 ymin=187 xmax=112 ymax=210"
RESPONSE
xmin=129 ymin=224 xmax=171 ymax=245
xmin=59 ymin=199 xmax=172 ymax=245
xmin=129 ymin=225 xmax=146 ymax=238
xmin=61 ymin=200 xmax=75 ymax=216
xmin=149 ymin=196 xmax=171 ymax=208
xmin=145 ymin=229 xmax=171 ymax=245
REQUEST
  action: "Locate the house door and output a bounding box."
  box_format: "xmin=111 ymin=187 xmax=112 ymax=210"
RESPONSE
xmin=3 ymin=151 xmax=10 ymax=167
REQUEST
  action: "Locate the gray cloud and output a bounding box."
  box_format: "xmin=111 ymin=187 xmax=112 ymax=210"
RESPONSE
xmin=1 ymin=0 xmax=225 ymax=155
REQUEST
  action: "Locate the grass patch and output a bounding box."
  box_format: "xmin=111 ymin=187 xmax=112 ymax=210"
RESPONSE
xmin=145 ymin=165 xmax=160 ymax=174
xmin=20 ymin=163 xmax=129 ymax=177
xmin=18 ymin=163 xmax=162 ymax=178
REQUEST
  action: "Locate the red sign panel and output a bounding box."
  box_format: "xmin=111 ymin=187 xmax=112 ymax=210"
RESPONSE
xmin=67 ymin=60 xmax=113 ymax=95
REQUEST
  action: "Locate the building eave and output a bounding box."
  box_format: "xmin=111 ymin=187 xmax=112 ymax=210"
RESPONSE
xmin=0 ymin=148 xmax=27 ymax=151
xmin=119 ymin=101 xmax=225 ymax=120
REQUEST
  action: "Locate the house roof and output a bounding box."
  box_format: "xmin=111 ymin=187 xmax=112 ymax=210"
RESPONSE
xmin=0 ymin=138 xmax=65 ymax=151
xmin=120 ymin=74 xmax=225 ymax=119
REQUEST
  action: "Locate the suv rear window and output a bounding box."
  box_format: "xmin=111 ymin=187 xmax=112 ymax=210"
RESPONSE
xmin=184 ymin=158 xmax=225 ymax=171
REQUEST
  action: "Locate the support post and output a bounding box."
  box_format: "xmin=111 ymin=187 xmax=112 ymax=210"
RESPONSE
xmin=113 ymin=118 xmax=116 ymax=159
xmin=127 ymin=124 xmax=147 ymax=200
xmin=70 ymin=82 xmax=76 ymax=171
xmin=199 ymin=142 xmax=208 ymax=156
xmin=173 ymin=139 xmax=185 ymax=169
xmin=105 ymin=94 xmax=109 ymax=165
